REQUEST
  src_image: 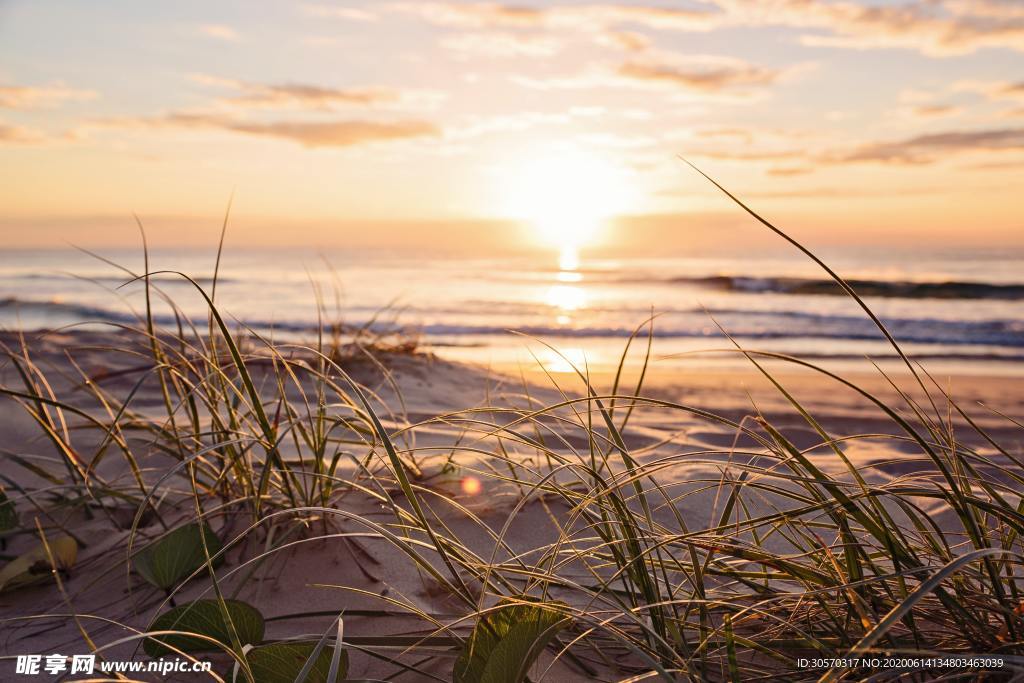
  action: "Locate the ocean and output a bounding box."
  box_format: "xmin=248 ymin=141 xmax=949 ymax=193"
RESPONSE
xmin=1 ymin=244 xmax=1022 ymax=376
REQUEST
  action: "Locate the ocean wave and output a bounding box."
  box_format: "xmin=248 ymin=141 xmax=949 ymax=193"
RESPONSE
xmin=669 ymin=275 xmax=1024 ymax=300
xmin=0 ymin=273 xmax=230 ymax=286
xmin=3 ymin=296 xmax=1023 ymax=349
xmin=7 ymin=270 xmax=1019 ymax=301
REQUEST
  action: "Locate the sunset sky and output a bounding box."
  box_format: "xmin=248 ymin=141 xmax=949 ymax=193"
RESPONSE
xmin=1 ymin=0 xmax=1023 ymax=250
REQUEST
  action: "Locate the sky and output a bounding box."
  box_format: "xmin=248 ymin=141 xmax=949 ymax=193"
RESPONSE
xmin=0 ymin=0 xmax=1023 ymax=252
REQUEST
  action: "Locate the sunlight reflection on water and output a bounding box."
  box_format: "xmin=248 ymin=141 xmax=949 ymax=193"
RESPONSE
xmin=541 ymin=246 xmax=594 ymax=371
xmin=559 ymin=244 xmax=580 ymax=272
xmin=546 ymin=284 xmax=586 ymax=311
xmin=541 ymin=346 xmax=588 ymax=373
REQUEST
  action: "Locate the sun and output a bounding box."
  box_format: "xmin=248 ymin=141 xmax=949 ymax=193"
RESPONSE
xmin=500 ymin=150 xmax=633 ymax=261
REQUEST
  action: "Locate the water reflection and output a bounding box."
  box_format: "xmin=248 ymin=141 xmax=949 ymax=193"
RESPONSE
xmin=546 ymin=284 xmax=586 ymax=311
xmin=547 ymin=245 xmax=587 ymax=319
xmin=559 ymin=244 xmax=580 ymax=271
xmin=542 ymin=245 xmax=589 ymax=370
xmin=541 ymin=347 xmax=587 ymax=373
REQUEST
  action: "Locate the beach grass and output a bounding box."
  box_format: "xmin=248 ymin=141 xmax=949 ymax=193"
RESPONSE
xmin=1 ymin=178 xmax=1023 ymax=681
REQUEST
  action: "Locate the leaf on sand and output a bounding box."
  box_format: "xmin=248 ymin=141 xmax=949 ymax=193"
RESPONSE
xmin=134 ymin=522 xmax=223 ymax=590
xmin=145 ymin=599 xmax=264 ymax=657
xmin=0 ymin=536 xmax=77 ymax=592
xmin=454 ymin=599 xmax=570 ymax=683
xmin=0 ymin=489 xmax=16 ymax=533
xmin=239 ymin=641 xmax=347 ymax=683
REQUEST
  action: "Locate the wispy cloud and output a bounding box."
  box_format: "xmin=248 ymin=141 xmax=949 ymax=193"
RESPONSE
xmin=954 ymin=79 xmax=1024 ymax=102
xmin=302 ymin=3 xmax=378 ymax=21
xmin=0 ymin=83 xmax=97 ymax=109
xmin=97 ymin=111 xmax=440 ymax=148
xmin=907 ymin=103 xmax=962 ymax=119
xmin=452 ymin=111 xmax=573 ymax=138
xmin=197 ymin=24 xmax=240 ymax=41
xmin=890 ymin=89 xmax=964 ymax=119
xmin=718 ymin=0 xmax=1024 ymax=56
xmin=766 ymin=165 xmax=814 ymax=176
xmin=943 ymin=0 xmax=1024 ymax=20
xmin=386 ymin=2 xmax=718 ymax=31
xmin=594 ymin=30 xmax=652 ymax=52
xmin=222 ymin=118 xmax=439 ymax=147
xmin=389 ymin=1 xmax=1024 ymax=56
xmin=387 ymin=2 xmax=544 ymax=28
xmin=510 ymin=54 xmax=792 ymax=100
xmin=439 ymin=31 xmax=562 ymax=58
xmin=0 ymin=120 xmax=46 ymax=143
xmin=191 ymin=74 xmax=400 ymax=109
xmin=684 ymin=122 xmax=1024 ymax=167
xmin=835 ymin=127 xmax=1024 ymax=163
xmin=616 ymin=57 xmax=782 ymax=92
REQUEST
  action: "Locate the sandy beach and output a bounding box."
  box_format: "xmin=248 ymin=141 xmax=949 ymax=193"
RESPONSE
xmin=2 ymin=327 xmax=1021 ymax=680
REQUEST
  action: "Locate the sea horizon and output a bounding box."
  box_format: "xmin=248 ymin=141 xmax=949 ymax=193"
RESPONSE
xmin=3 ymin=239 xmax=1023 ymax=376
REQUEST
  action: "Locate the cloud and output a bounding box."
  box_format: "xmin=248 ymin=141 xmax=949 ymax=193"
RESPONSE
xmin=835 ymin=127 xmax=1024 ymax=163
xmin=616 ymin=57 xmax=782 ymax=92
xmin=716 ymin=0 xmax=1024 ymax=56
xmin=583 ymin=5 xmax=720 ymax=31
xmin=302 ymin=4 xmax=377 ymax=21
xmin=694 ymin=127 xmax=755 ymax=143
xmin=577 ymin=132 xmax=657 ymax=149
xmin=98 ymin=111 xmax=440 ymax=148
xmin=767 ymin=165 xmax=813 ymax=176
xmin=943 ymin=0 xmax=1024 ymax=20
xmin=439 ymin=31 xmax=562 ymax=58
xmin=689 ymin=125 xmax=1024 ymax=167
xmin=692 ymin=148 xmax=806 ymax=162
xmin=387 ymin=1 xmax=1024 ymax=55
xmin=386 ymin=2 xmax=544 ymax=28
xmin=954 ymin=79 xmax=1024 ymax=102
xmin=510 ymin=54 xmax=791 ymax=100
xmin=594 ymin=30 xmax=652 ymax=52
xmin=0 ymin=83 xmax=97 ymax=109
xmin=683 ymin=124 xmax=1024 ymax=169
xmin=680 ymin=125 xmax=823 ymax=161
xmin=998 ymin=82 xmax=1024 ymax=97
xmin=0 ymin=119 xmax=78 ymax=146
xmin=386 ymin=2 xmax=718 ymax=31
xmin=0 ymin=121 xmax=45 ymax=144
xmin=908 ymin=103 xmax=961 ymax=118
xmin=191 ymin=74 xmax=399 ymax=109
xmin=222 ymin=119 xmax=440 ymax=147
xmin=452 ymin=111 xmax=572 ymax=138
xmin=197 ymin=24 xmax=240 ymax=41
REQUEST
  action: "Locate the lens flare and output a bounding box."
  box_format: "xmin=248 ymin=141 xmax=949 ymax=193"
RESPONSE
xmin=461 ymin=476 xmax=482 ymax=496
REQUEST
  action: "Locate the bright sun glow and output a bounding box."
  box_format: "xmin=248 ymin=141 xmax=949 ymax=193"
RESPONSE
xmin=546 ymin=284 xmax=587 ymax=311
xmin=501 ymin=151 xmax=633 ymax=257
xmin=540 ymin=347 xmax=589 ymax=374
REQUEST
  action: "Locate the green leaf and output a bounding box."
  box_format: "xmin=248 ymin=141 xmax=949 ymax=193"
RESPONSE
xmin=134 ymin=522 xmax=223 ymax=590
xmin=145 ymin=599 xmax=264 ymax=657
xmin=0 ymin=536 xmax=77 ymax=592
xmin=0 ymin=489 xmax=17 ymax=533
xmin=240 ymin=641 xmax=347 ymax=683
xmin=454 ymin=599 xmax=569 ymax=683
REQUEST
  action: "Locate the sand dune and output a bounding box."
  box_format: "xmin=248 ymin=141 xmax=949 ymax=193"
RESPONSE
xmin=1 ymin=329 xmax=1022 ymax=680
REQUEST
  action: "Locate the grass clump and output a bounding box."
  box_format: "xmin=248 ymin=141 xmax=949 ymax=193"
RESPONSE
xmin=0 ymin=174 xmax=1022 ymax=681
